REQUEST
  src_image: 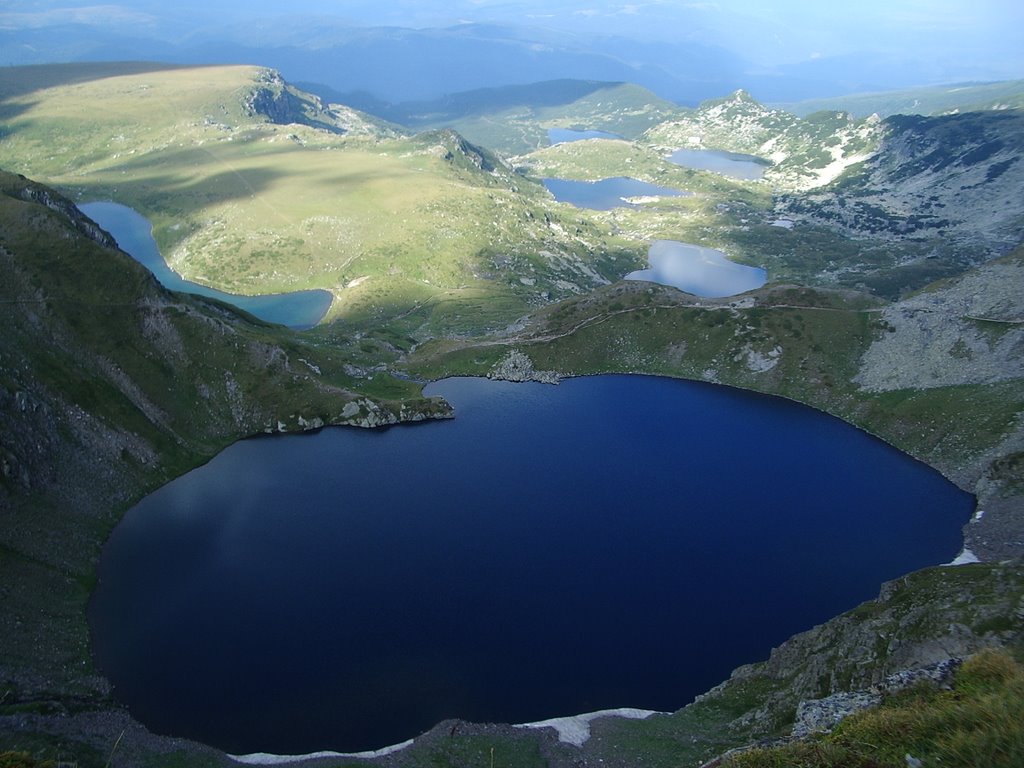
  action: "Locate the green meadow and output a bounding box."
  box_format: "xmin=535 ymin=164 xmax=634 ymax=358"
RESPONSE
xmin=0 ymin=64 xmax=638 ymax=337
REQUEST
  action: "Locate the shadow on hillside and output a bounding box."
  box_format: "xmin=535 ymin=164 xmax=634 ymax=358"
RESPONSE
xmin=74 ymin=164 xmax=290 ymax=221
xmin=0 ymin=62 xmax=201 ymax=101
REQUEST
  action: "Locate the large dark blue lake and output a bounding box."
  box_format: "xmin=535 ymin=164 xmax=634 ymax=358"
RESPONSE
xmin=81 ymin=202 xmax=333 ymax=329
xmin=89 ymin=375 xmax=973 ymax=756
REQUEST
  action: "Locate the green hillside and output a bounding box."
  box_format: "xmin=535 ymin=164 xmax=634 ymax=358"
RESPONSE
xmin=1 ymin=64 xmax=1023 ymax=768
xmin=381 ymin=80 xmax=685 ymax=156
xmin=0 ymin=64 xmax=639 ymax=337
xmin=0 ymin=170 xmax=450 ymax=701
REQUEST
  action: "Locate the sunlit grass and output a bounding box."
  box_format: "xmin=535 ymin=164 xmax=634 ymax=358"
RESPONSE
xmin=0 ymin=63 xmax=630 ymax=336
xmin=723 ymin=650 xmax=1024 ymax=768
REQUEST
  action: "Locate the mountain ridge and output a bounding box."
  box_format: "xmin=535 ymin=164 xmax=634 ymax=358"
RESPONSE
xmin=1 ymin=63 xmax=1022 ymax=766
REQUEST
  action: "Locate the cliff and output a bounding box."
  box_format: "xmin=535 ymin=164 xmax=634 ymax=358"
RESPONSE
xmin=0 ymin=171 xmax=451 ymax=702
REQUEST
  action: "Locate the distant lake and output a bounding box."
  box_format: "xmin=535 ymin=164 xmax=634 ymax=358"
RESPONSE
xmin=81 ymin=202 xmax=333 ymax=329
xmin=89 ymin=374 xmax=973 ymax=756
xmin=543 ymin=177 xmax=689 ymax=211
xmin=626 ymin=240 xmax=767 ymax=297
xmin=668 ymin=148 xmax=769 ymax=180
xmin=548 ymin=128 xmax=622 ymax=144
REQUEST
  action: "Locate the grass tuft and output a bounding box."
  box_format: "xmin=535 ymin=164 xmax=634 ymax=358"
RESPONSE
xmin=723 ymin=649 xmax=1024 ymax=768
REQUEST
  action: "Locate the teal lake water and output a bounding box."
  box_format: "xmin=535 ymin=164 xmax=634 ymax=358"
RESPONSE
xmin=81 ymin=202 xmax=333 ymax=329
xmin=542 ymin=177 xmax=689 ymax=210
xmin=668 ymin=148 xmax=769 ymax=180
xmin=626 ymin=240 xmax=767 ymax=297
xmin=541 ymin=181 xmax=765 ymax=296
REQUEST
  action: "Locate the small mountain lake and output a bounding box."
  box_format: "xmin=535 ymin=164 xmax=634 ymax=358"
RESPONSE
xmin=547 ymin=128 xmax=623 ymax=144
xmin=668 ymin=148 xmax=769 ymax=180
xmin=542 ymin=177 xmax=689 ymax=210
xmin=626 ymin=240 xmax=767 ymax=297
xmin=80 ymin=202 xmax=333 ymax=329
xmin=89 ymin=374 xmax=973 ymax=756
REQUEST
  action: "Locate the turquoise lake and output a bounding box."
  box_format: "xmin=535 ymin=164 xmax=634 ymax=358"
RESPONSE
xmin=81 ymin=202 xmax=333 ymax=329
xmin=542 ymin=177 xmax=689 ymax=210
xmin=625 ymin=240 xmax=767 ymax=297
xmin=668 ymin=148 xmax=769 ymax=180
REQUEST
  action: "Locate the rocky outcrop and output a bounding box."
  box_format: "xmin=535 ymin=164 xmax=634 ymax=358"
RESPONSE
xmin=781 ymin=110 xmax=1024 ymax=255
xmin=244 ymin=69 xmax=346 ymax=135
xmin=790 ymin=658 xmax=961 ymax=738
xmin=855 ymin=256 xmax=1024 ymax=392
xmin=13 ymin=178 xmax=117 ymax=248
xmin=488 ymin=349 xmax=562 ymax=383
xmin=692 ymin=561 xmax=1024 ymax=744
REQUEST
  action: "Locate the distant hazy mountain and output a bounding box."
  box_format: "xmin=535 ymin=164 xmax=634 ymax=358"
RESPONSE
xmin=4 ymin=17 xmax=996 ymax=106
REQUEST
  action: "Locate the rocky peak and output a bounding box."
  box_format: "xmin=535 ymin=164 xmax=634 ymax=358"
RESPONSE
xmin=4 ymin=174 xmax=117 ymax=249
xmin=243 ymin=68 xmax=345 ymax=134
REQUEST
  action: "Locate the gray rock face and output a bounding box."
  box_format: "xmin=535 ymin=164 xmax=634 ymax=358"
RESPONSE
xmin=791 ymin=658 xmax=961 ymax=738
xmin=692 ymin=562 xmax=1023 ymax=744
xmin=488 ymin=349 xmax=562 ymax=384
xmin=855 ymin=259 xmax=1024 ymax=392
xmin=16 ymin=183 xmax=117 ymax=249
xmin=791 ymin=691 xmax=882 ymax=739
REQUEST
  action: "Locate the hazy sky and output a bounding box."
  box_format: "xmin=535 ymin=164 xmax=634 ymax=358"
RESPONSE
xmin=3 ymin=1 xmax=1023 ymax=80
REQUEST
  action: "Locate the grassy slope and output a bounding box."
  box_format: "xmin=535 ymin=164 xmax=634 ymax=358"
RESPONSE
xmin=0 ymin=64 xmax=636 ymax=338
xmin=0 ymin=170 xmax=450 ymax=701
xmin=392 ymin=81 xmax=685 ymax=157
xmin=1 ymin=68 xmax=1023 ymax=767
xmin=723 ymin=648 xmax=1024 ymax=768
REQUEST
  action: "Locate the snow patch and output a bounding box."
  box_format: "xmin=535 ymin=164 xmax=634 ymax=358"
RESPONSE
xmin=516 ymin=708 xmax=661 ymax=746
xmin=229 ymin=739 xmax=414 ymax=765
xmin=944 ymin=548 xmax=981 ymax=566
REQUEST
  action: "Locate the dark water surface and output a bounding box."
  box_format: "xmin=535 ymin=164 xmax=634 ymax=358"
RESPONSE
xmin=80 ymin=202 xmax=333 ymax=329
xmin=543 ymin=177 xmax=689 ymax=210
xmin=89 ymin=375 xmax=973 ymax=755
xmin=668 ymin=148 xmax=769 ymax=180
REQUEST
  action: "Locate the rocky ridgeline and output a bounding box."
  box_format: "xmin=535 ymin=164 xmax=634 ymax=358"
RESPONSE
xmin=688 ymin=561 xmax=1024 ymax=753
xmin=783 ymin=110 xmax=1024 ymax=254
xmin=642 ymin=89 xmax=883 ymax=190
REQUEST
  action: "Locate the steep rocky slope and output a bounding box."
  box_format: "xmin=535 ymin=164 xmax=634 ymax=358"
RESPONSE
xmin=781 ymin=111 xmax=1024 ymax=258
xmin=2 ymin=73 xmax=1023 ymax=766
xmin=642 ymin=90 xmax=882 ymax=190
xmin=0 ymin=171 xmax=450 ymax=700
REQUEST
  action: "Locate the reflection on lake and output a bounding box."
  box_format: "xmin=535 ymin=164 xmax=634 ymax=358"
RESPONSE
xmin=548 ymin=128 xmax=622 ymax=144
xmin=626 ymin=240 xmax=767 ymax=297
xmin=668 ymin=148 xmax=769 ymax=180
xmin=80 ymin=202 xmax=333 ymax=329
xmin=89 ymin=374 xmax=973 ymax=755
xmin=543 ymin=177 xmax=689 ymax=210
